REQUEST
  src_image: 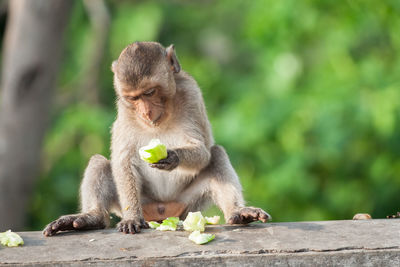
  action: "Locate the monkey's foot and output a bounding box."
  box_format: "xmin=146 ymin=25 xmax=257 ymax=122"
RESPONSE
xmin=117 ymin=217 xmax=149 ymax=234
xmin=43 ymin=213 xmax=106 ymax=237
xmin=228 ymin=207 xmax=271 ymax=224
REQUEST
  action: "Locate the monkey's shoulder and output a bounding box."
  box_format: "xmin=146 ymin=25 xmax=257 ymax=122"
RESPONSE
xmin=175 ymin=71 xmax=202 ymax=96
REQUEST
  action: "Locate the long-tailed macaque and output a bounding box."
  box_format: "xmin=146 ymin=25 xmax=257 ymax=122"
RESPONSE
xmin=43 ymin=42 xmax=270 ymax=236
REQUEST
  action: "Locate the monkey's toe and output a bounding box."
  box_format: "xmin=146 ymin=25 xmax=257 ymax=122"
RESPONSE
xmin=43 ymin=222 xmax=57 ymax=237
xmin=43 ymin=215 xmax=77 ymax=237
xmin=228 ymin=207 xmax=271 ymax=224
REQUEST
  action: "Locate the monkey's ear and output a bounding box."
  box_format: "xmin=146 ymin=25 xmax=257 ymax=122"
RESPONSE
xmin=166 ymin=45 xmax=181 ymax=73
xmin=111 ymin=60 xmax=118 ymax=73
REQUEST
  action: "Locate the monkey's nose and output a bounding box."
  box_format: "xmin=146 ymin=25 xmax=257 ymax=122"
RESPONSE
xmin=142 ymin=110 xmax=153 ymax=122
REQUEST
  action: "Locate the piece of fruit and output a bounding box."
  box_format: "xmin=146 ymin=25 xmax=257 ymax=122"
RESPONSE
xmin=183 ymin=211 xmax=206 ymax=232
xmin=205 ymin=216 xmax=220 ymax=225
xmin=156 ymin=217 xmax=180 ymax=231
xmin=188 ymin=230 xmax=215 ymax=245
xmin=139 ymin=139 xmax=167 ymax=163
xmin=0 ymin=230 xmax=24 ymax=247
xmin=165 ymin=217 xmax=179 ymax=224
xmin=148 ymin=221 xmax=160 ymax=229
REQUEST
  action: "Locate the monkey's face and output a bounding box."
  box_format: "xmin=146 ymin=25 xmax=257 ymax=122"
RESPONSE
xmin=112 ymin=42 xmax=181 ymax=127
xmin=120 ymin=82 xmax=169 ymax=126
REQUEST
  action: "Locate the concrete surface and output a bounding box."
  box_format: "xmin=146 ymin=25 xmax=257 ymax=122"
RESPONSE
xmin=1 ymin=219 xmax=399 ymax=266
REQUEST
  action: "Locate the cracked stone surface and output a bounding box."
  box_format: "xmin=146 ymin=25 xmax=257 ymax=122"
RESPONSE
xmin=1 ymin=219 xmax=399 ymax=266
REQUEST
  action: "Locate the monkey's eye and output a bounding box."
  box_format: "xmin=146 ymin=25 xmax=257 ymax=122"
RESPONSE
xmin=143 ymin=88 xmax=156 ymax=97
xmin=126 ymin=95 xmax=140 ymax=102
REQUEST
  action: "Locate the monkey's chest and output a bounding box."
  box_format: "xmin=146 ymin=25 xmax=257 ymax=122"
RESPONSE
xmin=135 ymin=130 xmax=195 ymax=201
xmin=140 ymin=167 xmax=193 ymax=201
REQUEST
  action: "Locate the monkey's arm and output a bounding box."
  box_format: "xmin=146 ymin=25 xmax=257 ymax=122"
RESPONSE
xmin=174 ymin=143 xmax=211 ymax=171
xmin=150 ymin=144 xmax=210 ymax=172
xmin=111 ymin=152 xmax=147 ymax=233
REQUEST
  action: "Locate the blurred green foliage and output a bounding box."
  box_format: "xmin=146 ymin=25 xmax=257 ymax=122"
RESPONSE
xmin=28 ymin=0 xmax=400 ymax=230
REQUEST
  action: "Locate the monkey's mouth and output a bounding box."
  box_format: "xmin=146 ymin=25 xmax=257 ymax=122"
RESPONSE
xmin=150 ymin=113 xmax=163 ymax=126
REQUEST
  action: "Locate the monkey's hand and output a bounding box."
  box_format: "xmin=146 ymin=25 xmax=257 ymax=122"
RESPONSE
xmin=149 ymin=149 xmax=179 ymax=171
xmin=117 ymin=217 xmax=149 ymax=234
xmin=228 ymin=207 xmax=271 ymax=224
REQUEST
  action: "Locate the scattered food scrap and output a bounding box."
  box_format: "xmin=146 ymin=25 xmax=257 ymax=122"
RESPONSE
xmin=0 ymin=230 xmax=24 ymax=247
xmin=148 ymin=221 xmax=161 ymax=229
xmin=148 ymin=211 xmax=216 ymax=245
xmin=188 ymin=230 xmax=215 ymax=245
xmin=205 ymin=216 xmax=220 ymax=225
xmin=183 ymin=211 xmax=206 ymax=232
xmin=156 ymin=217 xmax=179 ymax=231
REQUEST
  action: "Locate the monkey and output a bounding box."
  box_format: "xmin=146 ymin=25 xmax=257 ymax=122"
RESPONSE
xmin=43 ymin=41 xmax=271 ymax=236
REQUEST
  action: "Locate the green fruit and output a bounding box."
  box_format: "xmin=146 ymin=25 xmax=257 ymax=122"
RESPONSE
xmin=139 ymin=139 xmax=167 ymax=163
xmin=183 ymin=211 xmax=206 ymax=232
xmin=0 ymin=230 xmax=24 ymax=247
xmin=156 ymin=217 xmax=180 ymax=231
xmin=188 ymin=230 xmax=215 ymax=245
xmin=205 ymin=216 xmax=220 ymax=225
xmin=148 ymin=221 xmax=160 ymax=229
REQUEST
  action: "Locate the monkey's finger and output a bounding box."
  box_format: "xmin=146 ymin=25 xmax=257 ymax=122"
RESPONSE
xmin=43 ymin=222 xmax=57 ymax=236
xmin=128 ymin=223 xmax=135 ymax=234
xmin=240 ymin=209 xmax=258 ymax=223
xmin=43 ymin=229 xmax=53 ymax=237
xmin=156 ymin=158 xmax=171 ymax=164
xmin=149 ymin=163 xmax=168 ymax=169
xmin=248 ymin=209 xmax=259 ymax=219
xmin=117 ymin=222 xmax=124 ymax=232
xmin=122 ymin=223 xmax=129 ymax=234
xmin=133 ymin=224 xmax=141 ymax=233
xmin=142 ymin=221 xmax=149 ymax=229
xmin=259 ymin=211 xmax=271 ymax=223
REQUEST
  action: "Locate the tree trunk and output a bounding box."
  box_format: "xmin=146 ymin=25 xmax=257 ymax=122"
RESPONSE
xmin=0 ymin=0 xmax=72 ymax=230
xmin=82 ymin=0 xmax=110 ymax=105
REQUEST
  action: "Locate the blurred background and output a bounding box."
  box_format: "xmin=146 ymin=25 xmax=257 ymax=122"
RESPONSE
xmin=0 ymin=0 xmax=399 ymax=231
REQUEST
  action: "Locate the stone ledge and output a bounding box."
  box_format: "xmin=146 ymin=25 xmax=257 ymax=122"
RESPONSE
xmin=1 ymin=219 xmax=399 ymax=266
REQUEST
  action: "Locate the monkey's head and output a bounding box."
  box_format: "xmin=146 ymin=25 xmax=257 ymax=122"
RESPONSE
xmin=112 ymin=41 xmax=181 ymax=127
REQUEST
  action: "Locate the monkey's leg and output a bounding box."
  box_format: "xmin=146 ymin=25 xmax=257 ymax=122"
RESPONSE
xmin=43 ymin=155 xmax=120 ymax=236
xmin=178 ymin=145 xmax=271 ymax=224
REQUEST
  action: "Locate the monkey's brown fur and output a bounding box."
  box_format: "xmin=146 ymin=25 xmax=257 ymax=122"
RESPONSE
xmin=43 ymin=42 xmax=270 ymax=236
